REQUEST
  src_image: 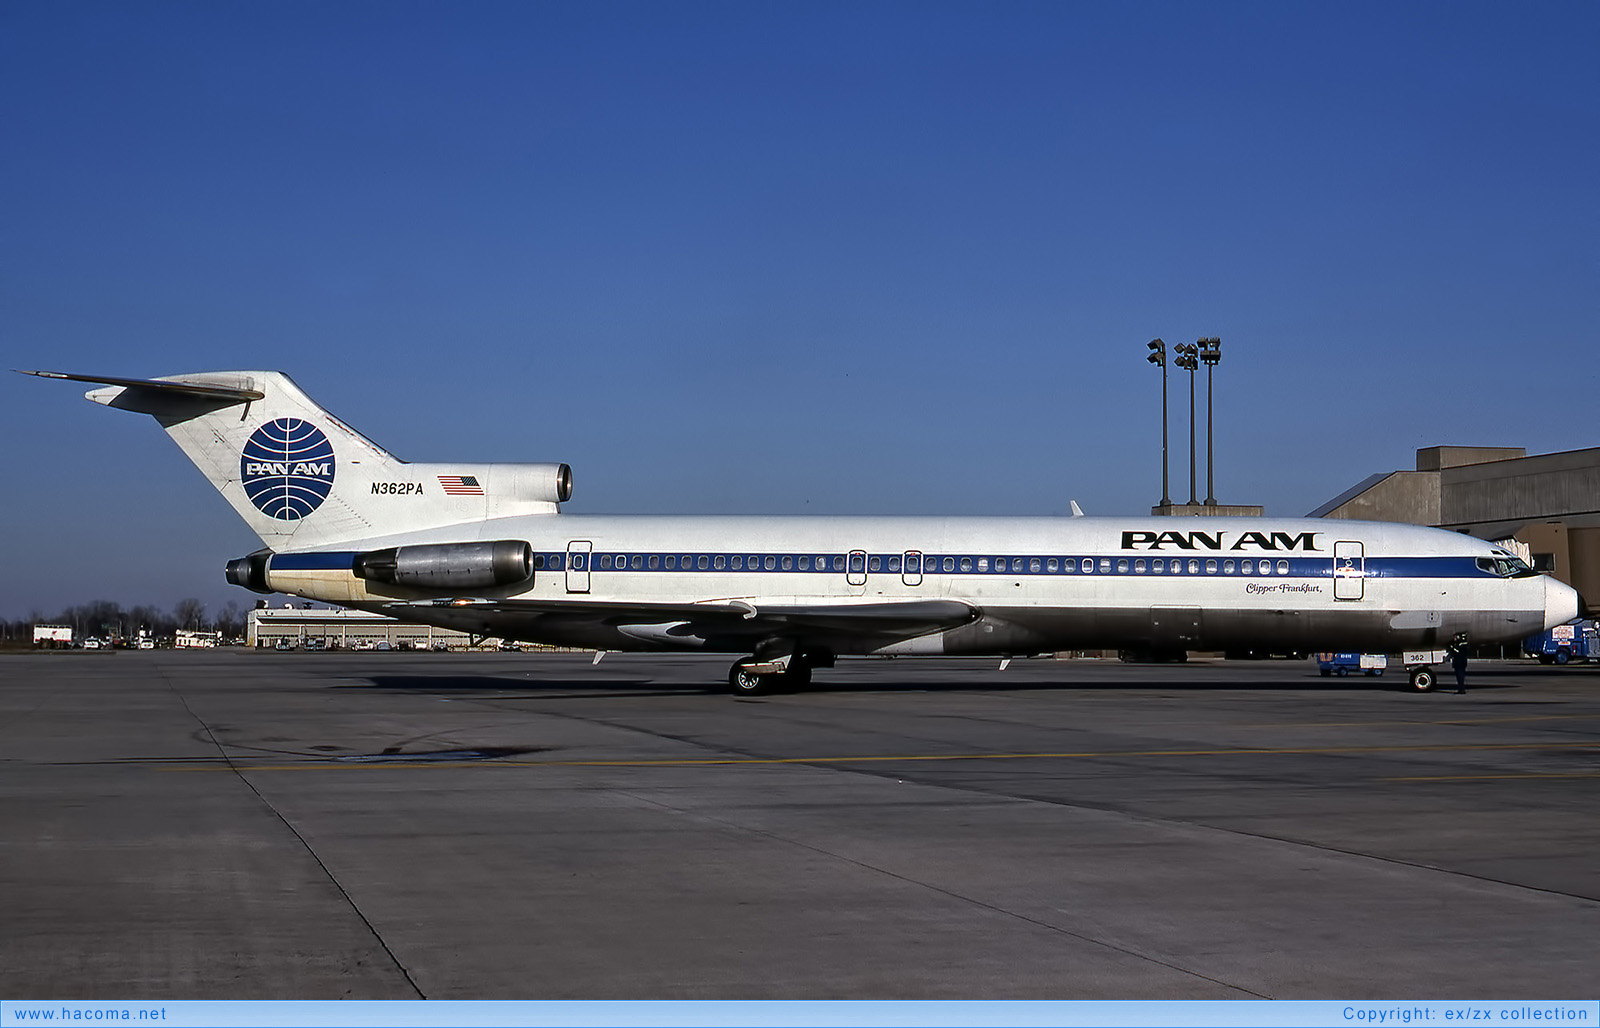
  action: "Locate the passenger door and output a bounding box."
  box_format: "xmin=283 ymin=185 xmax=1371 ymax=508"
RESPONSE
xmin=1333 ymin=540 xmax=1364 ymax=600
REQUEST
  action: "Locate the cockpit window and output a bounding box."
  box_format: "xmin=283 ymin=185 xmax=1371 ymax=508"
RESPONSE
xmin=1479 ymin=554 xmax=1537 ymax=578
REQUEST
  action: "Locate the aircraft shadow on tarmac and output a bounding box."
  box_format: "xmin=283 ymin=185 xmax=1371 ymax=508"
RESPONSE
xmin=349 ymin=675 xmax=701 ymax=700
xmin=342 ymin=670 xmax=1520 ymax=697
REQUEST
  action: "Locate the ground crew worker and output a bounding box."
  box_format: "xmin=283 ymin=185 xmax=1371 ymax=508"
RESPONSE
xmin=1448 ymin=636 xmax=1469 ymax=694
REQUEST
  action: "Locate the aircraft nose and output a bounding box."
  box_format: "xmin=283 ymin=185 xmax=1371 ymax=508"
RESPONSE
xmin=1544 ymin=576 xmax=1580 ymax=630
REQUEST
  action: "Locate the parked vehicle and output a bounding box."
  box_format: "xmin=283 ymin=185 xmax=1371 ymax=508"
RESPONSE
xmin=1524 ymin=620 xmax=1598 ymax=664
xmin=1317 ymin=652 xmax=1386 ymax=677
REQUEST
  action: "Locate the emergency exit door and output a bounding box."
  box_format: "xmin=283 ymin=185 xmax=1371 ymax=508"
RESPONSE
xmin=566 ymin=540 xmax=591 ymax=594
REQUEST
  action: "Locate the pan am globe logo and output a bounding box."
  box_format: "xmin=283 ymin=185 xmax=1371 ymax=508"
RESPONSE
xmin=240 ymin=418 xmax=336 ymax=520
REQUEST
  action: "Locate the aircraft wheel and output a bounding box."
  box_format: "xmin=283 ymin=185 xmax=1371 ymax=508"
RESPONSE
xmin=1409 ymin=667 xmax=1436 ymax=692
xmin=729 ymin=663 xmax=772 ymax=696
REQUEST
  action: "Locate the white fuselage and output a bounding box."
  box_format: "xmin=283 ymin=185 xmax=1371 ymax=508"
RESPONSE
xmin=264 ymin=514 xmax=1576 ymax=657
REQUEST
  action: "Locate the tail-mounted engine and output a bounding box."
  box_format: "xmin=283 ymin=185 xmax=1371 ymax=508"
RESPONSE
xmin=354 ymin=540 xmax=533 ymax=591
xmin=224 ymin=549 xmax=273 ymax=594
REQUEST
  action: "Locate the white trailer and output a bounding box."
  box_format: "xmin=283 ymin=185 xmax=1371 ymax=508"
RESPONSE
xmin=32 ymin=624 xmax=73 ymax=647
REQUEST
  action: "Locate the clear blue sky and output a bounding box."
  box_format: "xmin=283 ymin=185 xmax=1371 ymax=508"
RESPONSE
xmin=3 ymin=1 xmax=1596 ymax=619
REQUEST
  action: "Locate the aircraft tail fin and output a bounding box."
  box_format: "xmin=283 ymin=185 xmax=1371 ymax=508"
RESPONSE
xmin=21 ymin=370 xmax=571 ymax=549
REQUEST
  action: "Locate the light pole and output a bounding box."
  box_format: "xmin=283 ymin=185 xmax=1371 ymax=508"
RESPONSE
xmin=1146 ymin=339 xmax=1170 ymax=508
xmin=1199 ymin=337 xmax=1221 ymax=506
xmin=1173 ymin=342 xmax=1199 ymax=506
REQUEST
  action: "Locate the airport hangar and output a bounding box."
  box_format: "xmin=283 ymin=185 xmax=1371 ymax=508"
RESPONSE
xmin=1310 ymin=444 xmax=1600 ymax=606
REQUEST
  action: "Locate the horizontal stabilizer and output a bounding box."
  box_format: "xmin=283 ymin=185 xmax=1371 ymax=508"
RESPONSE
xmin=16 ymin=370 xmax=264 ymax=405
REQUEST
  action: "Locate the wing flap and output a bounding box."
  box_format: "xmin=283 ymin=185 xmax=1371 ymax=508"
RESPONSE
xmin=380 ymin=597 xmax=978 ymax=641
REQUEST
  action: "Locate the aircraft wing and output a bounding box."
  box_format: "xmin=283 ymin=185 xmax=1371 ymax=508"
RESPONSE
xmin=375 ymin=596 xmax=978 ymax=643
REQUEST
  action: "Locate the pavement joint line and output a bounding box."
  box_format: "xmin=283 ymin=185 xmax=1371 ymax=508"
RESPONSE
xmin=1245 ymin=713 xmax=1600 ymax=728
xmin=613 ymin=787 xmax=1272 ymax=999
xmin=1382 ymin=772 xmax=1600 ymax=781
xmin=157 ymin=739 xmax=1600 ymax=771
xmin=152 ymin=665 xmax=429 ymax=999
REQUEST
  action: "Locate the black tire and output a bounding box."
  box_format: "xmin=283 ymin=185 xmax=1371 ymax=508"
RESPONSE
xmin=1538 ymin=654 xmax=1553 ymax=665
xmin=728 ymin=664 xmax=771 ymax=696
xmin=1409 ymin=667 xmax=1436 ymax=692
xmin=1336 ymin=667 xmax=1348 ymax=677
xmin=1555 ymin=649 xmax=1570 ymax=665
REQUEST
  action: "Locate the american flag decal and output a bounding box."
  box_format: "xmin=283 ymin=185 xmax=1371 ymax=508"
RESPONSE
xmin=437 ymin=475 xmax=484 ymax=495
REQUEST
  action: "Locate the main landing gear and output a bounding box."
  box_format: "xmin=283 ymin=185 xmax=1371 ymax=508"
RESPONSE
xmin=727 ymin=653 xmax=819 ymax=696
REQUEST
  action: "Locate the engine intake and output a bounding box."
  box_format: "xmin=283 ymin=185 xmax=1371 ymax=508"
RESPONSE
xmin=225 ymin=550 xmax=273 ymax=594
xmin=355 ymin=540 xmax=533 ymax=590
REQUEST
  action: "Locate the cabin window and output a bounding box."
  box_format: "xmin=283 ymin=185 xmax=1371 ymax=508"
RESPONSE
xmin=782 ymin=556 xmax=792 ymax=570
xmin=697 ymin=555 xmax=708 ymax=570
xmin=1151 ymin=559 xmax=1163 ymax=574
xmin=1134 ymin=559 xmax=1146 ymax=573
xmin=759 ymin=555 xmax=771 ymax=570
xmin=714 ymin=555 xmax=726 ymax=569
xmin=1117 ymin=559 xmax=1130 ymax=573
xmin=799 ymin=556 xmax=811 ymax=570
xmin=533 ymin=553 xmax=546 ymax=570
xmin=1205 ymin=559 xmax=1218 ymax=574
xmin=1097 ymin=558 xmax=1110 ymax=573
xmin=664 ymin=555 xmax=676 ymax=569
xmin=731 ymin=555 xmax=743 ymax=569
xmin=648 ymin=555 xmax=659 ymax=570
xmin=942 ymin=557 xmax=955 ymax=572
xmin=1188 ymin=559 xmax=1200 ymax=574
xmin=977 ymin=558 xmax=989 ymax=572
xmin=1276 ymin=560 xmax=1289 ymax=574
xmin=1222 ymin=560 xmax=1234 ymax=574
xmin=631 ymin=555 xmax=643 ymax=570
xmin=599 ymin=554 xmax=612 ymax=569
xmin=1029 ymin=558 xmax=1041 ymax=573
xmin=870 ymin=556 xmax=882 ymax=572
xmin=888 ymin=555 xmax=901 ymax=572
xmin=833 ymin=556 xmax=845 ymax=571
xmin=1081 ymin=558 xmax=1093 ymax=573
xmin=959 ymin=557 xmax=972 ymax=572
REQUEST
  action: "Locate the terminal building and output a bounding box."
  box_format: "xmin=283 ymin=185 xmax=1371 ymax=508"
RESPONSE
xmin=1310 ymin=445 xmax=1600 ymax=604
xmin=246 ymin=605 xmax=570 ymax=651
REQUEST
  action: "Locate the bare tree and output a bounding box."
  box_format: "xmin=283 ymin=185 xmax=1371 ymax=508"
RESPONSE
xmin=216 ymin=600 xmax=243 ymax=640
xmin=173 ymin=598 xmax=206 ymax=631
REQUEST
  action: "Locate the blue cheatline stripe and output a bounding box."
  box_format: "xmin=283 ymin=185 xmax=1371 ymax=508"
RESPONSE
xmin=267 ymin=550 xmax=1493 ymax=581
xmin=270 ymin=552 xmax=358 ymax=571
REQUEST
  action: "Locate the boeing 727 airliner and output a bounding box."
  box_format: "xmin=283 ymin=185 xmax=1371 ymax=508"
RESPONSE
xmin=25 ymin=370 xmax=1582 ymax=693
